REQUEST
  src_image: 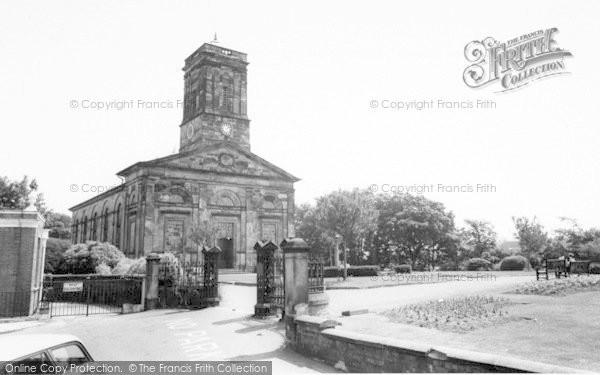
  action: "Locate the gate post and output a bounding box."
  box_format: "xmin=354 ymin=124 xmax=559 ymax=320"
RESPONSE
xmin=144 ymin=254 xmax=161 ymax=310
xmin=280 ymin=238 xmax=310 ymax=341
xmin=202 ymin=246 xmax=221 ymax=306
xmin=254 ymin=241 xmax=278 ymax=318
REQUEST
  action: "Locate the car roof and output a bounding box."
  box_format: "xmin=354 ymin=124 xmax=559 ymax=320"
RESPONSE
xmin=0 ymin=334 xmax=84 ymax=362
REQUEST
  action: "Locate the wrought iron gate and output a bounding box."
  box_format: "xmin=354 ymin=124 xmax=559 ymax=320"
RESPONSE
xmin=41 ymin=275 xmax=144 ymax=317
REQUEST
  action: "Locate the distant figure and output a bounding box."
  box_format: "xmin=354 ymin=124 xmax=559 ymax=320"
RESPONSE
xmin=566 ymin=253 xmax=575 ymax=274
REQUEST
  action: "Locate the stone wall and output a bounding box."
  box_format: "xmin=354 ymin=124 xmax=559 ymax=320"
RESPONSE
xmin=289 ymin=315 xmax=587 ymax=374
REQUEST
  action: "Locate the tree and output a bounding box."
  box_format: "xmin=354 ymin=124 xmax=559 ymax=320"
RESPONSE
xmin=554 ymin=217 xmax=600 ymax=256
xmin=461 ymin=220 xmax=497 ymax=257
xmin=0 ymin=175 xmax=38 ymax=209
xmin=310 ymin=189 xmax=378 ymax=266
xmin=375 ymin=194 xmax=457 ymax=270
xmin=44 ymin=238 xmax=72 ymax=273
xmin=44 ymin=212 xmax=72 ymax=239
xmin=294 ymin=203 xmax=336 ymax=260
xmin=188 ymin=220 xmax=220 ymax=250
xmin=512 ymin=216 xmax=548 ymax=262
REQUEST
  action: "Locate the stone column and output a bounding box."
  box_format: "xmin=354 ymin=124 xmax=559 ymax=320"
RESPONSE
xmin=280 ymin=238 xmax=310 ymax=342
xmin=144 ymin=254 xmax=161 ymax=310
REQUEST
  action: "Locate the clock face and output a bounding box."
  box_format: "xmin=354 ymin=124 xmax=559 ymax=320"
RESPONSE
xmin=186 ymin=124 xmax=194 ymax=139
xmin=221 ymin=123 xmax=232 ymax=136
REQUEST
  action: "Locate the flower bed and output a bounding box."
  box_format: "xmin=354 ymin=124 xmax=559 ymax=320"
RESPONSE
xmin=514 ymin=275 xmax=600 ymax=296
xmin=381 ymin=295 xmax=513 ymax=333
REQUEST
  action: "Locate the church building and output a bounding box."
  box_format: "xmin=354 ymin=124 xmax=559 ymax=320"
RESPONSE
xmin=69 ymin=42 xmax=298 ymax=271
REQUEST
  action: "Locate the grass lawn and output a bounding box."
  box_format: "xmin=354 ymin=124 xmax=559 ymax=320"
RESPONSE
xmin=325 ymin=270 xmax=534 ymax=289
xmin=339 ymin=276 xmax=600 ymax=371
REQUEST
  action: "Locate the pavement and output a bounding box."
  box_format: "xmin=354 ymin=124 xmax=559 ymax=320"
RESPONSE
xmin=0 ymin=273 xmax=535 ymax=373
xmin=0 ymin=285 xmax=334 ymax=374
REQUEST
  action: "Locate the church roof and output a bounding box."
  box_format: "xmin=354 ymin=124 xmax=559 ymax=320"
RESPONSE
xmin=116 ymin=141 xmax=300 ymax=182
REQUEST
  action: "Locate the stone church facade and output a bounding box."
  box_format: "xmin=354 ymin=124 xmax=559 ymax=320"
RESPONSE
xmin=70 ymin=43 xmax=298 ymax=270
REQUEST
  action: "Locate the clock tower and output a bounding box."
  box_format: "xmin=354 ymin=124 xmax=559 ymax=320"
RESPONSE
xmin=179 ymin=42 xmax=250 ymax=152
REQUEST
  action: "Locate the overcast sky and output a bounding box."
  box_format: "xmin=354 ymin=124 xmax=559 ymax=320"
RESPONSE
xmin=1 ymin=0 xmax=599 ymax=240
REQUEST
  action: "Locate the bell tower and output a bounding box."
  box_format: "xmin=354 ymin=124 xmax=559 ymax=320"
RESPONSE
xmin=179 ymin=41 xmax=250 ymax=152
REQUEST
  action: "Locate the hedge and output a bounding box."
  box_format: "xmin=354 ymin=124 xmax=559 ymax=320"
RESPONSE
xmin=499 ymin=255 xmax=529 ymax=271
xmin=323 ymin=265 xmax=379 ymax=278
xmin=394 ymin=264 xmax=412 ymax=273
xmin=463 ymin=258 xmax=492 ymax=271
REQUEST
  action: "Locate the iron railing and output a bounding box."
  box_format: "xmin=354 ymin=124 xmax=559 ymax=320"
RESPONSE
xmin=41 ymin=274 xmax=144 ymax=317
xmin=308 ymin=255 xmax=325 ymax=294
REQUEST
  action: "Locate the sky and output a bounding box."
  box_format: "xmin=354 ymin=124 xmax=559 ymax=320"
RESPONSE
xmin=1 ymin=0 xmax=599 ymax=241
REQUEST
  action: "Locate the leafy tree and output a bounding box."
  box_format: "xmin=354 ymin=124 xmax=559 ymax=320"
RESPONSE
xmin=310 ymin=189 xmax=378 ymax=265
xmin=45 ymin=212 xmax=72 ymax=239
xmin=44 ymin=238 xmax=72 ymax=273
xmin=375 ymin=194 xmax=457 ymax=270
xmin=512 ymin=216 xmax=549 ymax=263
xmin=188 ymin=220 xmax=220 ymax=250
xmin=461 ymin=220 xmax=497 ymax=257
xmin=0 ymin=175 xmax=38 ymax=209
xmin=294 ymin=203 xmax=336 ymax=260
xmin=554 ymin=217 xmax=600 ymax=257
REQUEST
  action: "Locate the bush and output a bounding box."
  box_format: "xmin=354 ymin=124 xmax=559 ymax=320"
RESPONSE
xmin=394 ymin=264 xmax=412 ymax=273
xmin=126 ymin=257 xmax=147 ymax=275
xmin=323 ymin=265 xmax=379 ymax=277
xmin=589 ymin=262 xmax=600 ymax=274
xmin=463 ymin=258 xmax=492 ymax=271
xmin=44 ymin=238 xmax=72 ymax=273
xmin=158 ymin=252 xmax=181 ymax=285
xmin=499 ymin=255 xmax=529 ymax=271
xmin=111 ymin=257 xmax=136 ymax=275
xmin=95 ymin=263 xmax=112 ymax=275
xmin=62 ymin=241 xmax=125 ymax=274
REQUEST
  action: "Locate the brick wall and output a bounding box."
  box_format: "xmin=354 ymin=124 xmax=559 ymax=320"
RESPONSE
xmin=0 ymin=210 xmax=47 ymax=317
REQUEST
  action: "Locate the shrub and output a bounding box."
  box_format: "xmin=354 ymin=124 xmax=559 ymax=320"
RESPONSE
xmin=111 ymin=257 xmax=136 ymax=275
xmin=323 ymin=265 xmax=379 ymax=278
xmin=158 ymin=252 xmax=181 ymax=285
xmin=463 ymin=258 xmax=492 ymax=271
xmin=62 ymin=241 xmax=125 ymax=274
xmin=499 ymin=255 xmax=529 ymax=271
xmin=44 ymin=238 xmax=72 ymax=273
xmin=589 ymin=262 xmax=600 ymax=274
xmin=95 ymin=263 xmax=112 ymax=275
xmin=394 ymin=264 xmax=412 ymax=273
xmin=127 ymin=257 xmax=147 ymax=275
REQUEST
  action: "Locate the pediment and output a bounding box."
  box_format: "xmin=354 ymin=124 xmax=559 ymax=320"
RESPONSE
xmin=119 ymin=142 xmax=298 ymax=182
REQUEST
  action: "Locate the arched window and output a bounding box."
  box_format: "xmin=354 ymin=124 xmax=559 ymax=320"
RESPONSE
xmin=82 ymin=217 xmax=88 ymax=242
xmin=91 ymin=213 xmax=98 ymax=241
xmin=102 ymin=208 xmax=109 ymax=242
xmin=73 ymin=220 xmax=79 ymax=243
xmin=114 ymin=204 xmax=122 ymax=248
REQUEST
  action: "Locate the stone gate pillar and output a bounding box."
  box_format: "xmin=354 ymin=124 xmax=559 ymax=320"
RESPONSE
xmin=280 ymin=238 xmax=310 ymax=340
xmin=144 ymin=254 xmax=161 ymax=310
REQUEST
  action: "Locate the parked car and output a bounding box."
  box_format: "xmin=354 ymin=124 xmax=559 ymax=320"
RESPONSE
xmin=0 ymin=334 xmax=93 ymax=374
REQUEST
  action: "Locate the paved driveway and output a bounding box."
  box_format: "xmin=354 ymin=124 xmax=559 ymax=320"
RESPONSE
xmin=3 ymin=285 xmax=334 ymax=374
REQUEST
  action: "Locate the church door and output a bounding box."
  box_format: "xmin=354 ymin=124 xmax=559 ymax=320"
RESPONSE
xmin=218 ymin=238 xmax=234 ymax=268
